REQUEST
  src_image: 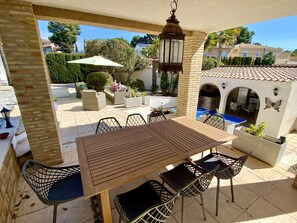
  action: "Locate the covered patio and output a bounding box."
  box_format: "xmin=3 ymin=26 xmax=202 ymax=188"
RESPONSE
xmin=12 ymin=91 xmax=297 ymax=222
xmin=1 ymin=0 xmax=297 ymax=222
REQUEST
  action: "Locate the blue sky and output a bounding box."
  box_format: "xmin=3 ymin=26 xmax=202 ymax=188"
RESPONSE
xmin=38 ymin=14 xmax=297 ymax=52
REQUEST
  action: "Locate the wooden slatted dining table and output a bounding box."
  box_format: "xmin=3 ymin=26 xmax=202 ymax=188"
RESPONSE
xmin=76 ymin=116 xmax=237 ymax=223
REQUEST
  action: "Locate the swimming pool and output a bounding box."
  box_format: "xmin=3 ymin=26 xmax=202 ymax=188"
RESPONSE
xmin=172 ymin=107 xmax=246 ymax=125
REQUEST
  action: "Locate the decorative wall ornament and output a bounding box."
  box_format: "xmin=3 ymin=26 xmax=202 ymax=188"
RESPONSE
xmin=264 ymin=97 xmax=282 ymax=112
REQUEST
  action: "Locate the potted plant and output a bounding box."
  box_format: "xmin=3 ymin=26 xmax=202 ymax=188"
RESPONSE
xmin=124 ymin=88 xmax=142 ymax=108
xmin=142 ymin=91 xmax=150 ymax=105
xmin=83 ymin=72 xmax=107 ymax=110
xmin=232 ymin=122 xmax=287 ymax=166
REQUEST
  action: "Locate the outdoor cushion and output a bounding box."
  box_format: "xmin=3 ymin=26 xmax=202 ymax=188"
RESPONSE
xmin=47 ymin=173 xmax=83 ymax=201
xmin=116 ymin=181 xmax=162 ymax=220
xmin=195 ymin=154 xmax=229 ymax=172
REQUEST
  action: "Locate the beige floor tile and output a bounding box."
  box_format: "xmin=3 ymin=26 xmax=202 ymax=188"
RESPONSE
xmin=17 ymin=190 xmax=48 ymax=217
xmin=173 ymin=201 xmax=219 ymax=223
xmin=172 ymin=196 xmax=196 ymax=213
xmin=56 ymin=197 xmax=93 ymax=223
xmin=273 ymin=176 xmax=296 ymax=193
xmin=249 ymin=162 xmax=284 ymax=182
xmin=234 ymin=169 xmax=273 ymax=196
xmin=261 ymin=185 xmax=297 ymax=220
xmin=202 ymin=188 xmax=243 ymax=223
xmin=232 ymin=211 xmax=261 ymax=222
xmin=246 ymin=197 xmax=296 ymax=223
xmin=15 ymin=206 xmax=53 ymax=223
xmin=62 ymin=150 xmax=79 ymax=164
xmin=220 ymin=180 xmax=259 ymax=209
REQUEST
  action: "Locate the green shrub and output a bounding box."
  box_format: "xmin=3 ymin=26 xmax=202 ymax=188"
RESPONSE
xmin=45 ymin=53 xmax=89 ymax=83
xmin=86 ymin=72 xmax=108 ymax=91
xmin=127 ymin=79 xmax=145 ymax=91
xmin=254 ymin=57 xmax=261 ymax=65
xmin=202 ymin=57 xmax=217 ymax=70
xmin=160 ymin=72 xmax=170 ymax=96
xmin=245 ymin=122 xmax=266 ymax=138
xmin=104 ymin=72 xmax=113 ymax=86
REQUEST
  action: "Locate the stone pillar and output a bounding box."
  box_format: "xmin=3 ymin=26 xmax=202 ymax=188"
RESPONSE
xmin=177 ymin=31 xmax=207 ymax=118
xmin=0 ymin=1 xmax=63 ymax=165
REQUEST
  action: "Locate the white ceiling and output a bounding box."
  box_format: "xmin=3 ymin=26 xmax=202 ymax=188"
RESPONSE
xmin=26 ymin=0 xmax=297 ymax=33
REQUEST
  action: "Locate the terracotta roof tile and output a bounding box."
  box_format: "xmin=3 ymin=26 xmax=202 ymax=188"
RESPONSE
xmin=202 ymin=66 xmax=297 ymax=83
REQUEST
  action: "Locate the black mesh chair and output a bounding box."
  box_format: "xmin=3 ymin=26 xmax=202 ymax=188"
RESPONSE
xmin=125 ymin=113 xmax=147 ymax=127
xmin=114 ymin=180 xmax=179 ymax=223
xmin=148 ymin=111 xmax=167 ymax=123
xmin=159 ymin=163 xmax=217 ymax=222
xmin=194 ymin=152 xmax=251 ymax=216
xmin=202 ymin=113 xmax=225 ymax=155
xmin=203 ymin=113 xmax=225 ymax=131
xmin=22 ymin=159 xmax=99 ymax=223
xmin=95 ymin=117 xmax=122 ymax=134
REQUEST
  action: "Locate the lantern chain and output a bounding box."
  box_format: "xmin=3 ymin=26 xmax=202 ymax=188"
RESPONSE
xmin=170 ymin=0 xmax=178 ymax=15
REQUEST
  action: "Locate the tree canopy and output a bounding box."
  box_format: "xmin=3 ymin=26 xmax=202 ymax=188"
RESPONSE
xmin=85 ymin=38 xmax=137 ymax=81
xmin=130 ymin=34 xmax=157 ymax=47
xmin=204 ymin=28 xmax=240 ymax=67
xmin=84 ymin=39 xmax=104 ymax=57
xmin=236 ymin=27 xmax=255 ymax=44
xmin=261 ymin=52 xmax=275 ymax=65
xmin=141 ymin=37 xmax=160 ymax=58
xmin=47 ymin=22 xmax=81 ymax=53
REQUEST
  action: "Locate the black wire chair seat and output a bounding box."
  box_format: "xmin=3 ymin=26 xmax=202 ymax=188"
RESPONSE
xmin=201 ymin=113 xmax=226 ymax=156
xmin=148 ymin=111 xmax=167 ymax=123
xmin=203 ymin=113 xmax=225 ymax=131
xmin=125 ymin=113 xmax=147 ymax=127
xmin=159 ymin=163 xmax=217 ymax=222
xmin=95 ymin=117 xmax=122 ymax=134
xmin=22 ymin=159 xmax=87 ymax=223
xmin=194 ymin=152 xmax=251 ymax=216
xmin=114 ymin=180 xmax=179 ymax=223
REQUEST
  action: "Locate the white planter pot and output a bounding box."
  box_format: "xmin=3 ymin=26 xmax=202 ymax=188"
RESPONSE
xmin=142 ymin=96 xmax=150 ymax=105
xmin=124 ymin=97 xmax=142 ymax=108
xmin=232 ymin=126 xmax=287 ymax=166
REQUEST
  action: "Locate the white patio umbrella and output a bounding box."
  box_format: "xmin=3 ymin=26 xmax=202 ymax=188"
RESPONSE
xmin=67 ymin=55 xmax=123 ymax=67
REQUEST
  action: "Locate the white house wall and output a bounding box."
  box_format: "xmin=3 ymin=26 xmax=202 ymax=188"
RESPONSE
xmin=200 ymin=77 xmax=292 ymax=137
xmin=279 ymin=81 xmax=297 ymax=136
xmin=113 ymin=67 xmax=152 ymax=90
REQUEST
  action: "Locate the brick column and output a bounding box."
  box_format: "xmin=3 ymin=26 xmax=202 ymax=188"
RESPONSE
xmin=177 ymin=31 xmax=207 ymax=118
xmin=0 ymin=1 xmax=63 ymax=165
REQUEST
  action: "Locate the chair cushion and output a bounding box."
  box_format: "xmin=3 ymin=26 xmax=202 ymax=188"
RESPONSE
xmin=195 ymin=154 xmax=228 ymax=172
xmin=160 ymin=164 xmax=196 ymax=191
xmin=48 ymin=173 xmax=83 ymax=201
xmin=116 ymin=181 xmax=162 ymax=220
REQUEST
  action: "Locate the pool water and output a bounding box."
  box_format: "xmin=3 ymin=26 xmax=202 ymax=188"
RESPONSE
xmin=172 ymin=107 xmax=246 ymax=125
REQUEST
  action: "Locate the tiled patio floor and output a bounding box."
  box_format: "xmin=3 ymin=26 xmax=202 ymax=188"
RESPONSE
xmin=13 ymin=89 xmax=297 ymax=223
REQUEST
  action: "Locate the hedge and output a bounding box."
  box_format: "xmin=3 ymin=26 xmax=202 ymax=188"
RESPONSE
xmin=45 ymin=53 xmax=90 ymax=83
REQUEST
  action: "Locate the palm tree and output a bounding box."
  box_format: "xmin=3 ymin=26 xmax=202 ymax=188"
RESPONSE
xmin=205 ymin=28 xmax=240 ymax=67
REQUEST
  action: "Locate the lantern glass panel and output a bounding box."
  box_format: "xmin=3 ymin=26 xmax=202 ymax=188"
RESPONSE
xmin=170 ymin=40 xmax=178 ymax=63
xmin=164 ymin=39 xmax=171 ymax=63
xmin=159 ymin=39 xmax=164 ymax=63
xmin=177 ymin=40 xmax=184 ymax=63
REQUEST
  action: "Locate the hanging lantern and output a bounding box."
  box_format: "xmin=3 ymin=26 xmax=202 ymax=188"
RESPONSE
xmin=159 ymin=0 xmax=185 ymax=73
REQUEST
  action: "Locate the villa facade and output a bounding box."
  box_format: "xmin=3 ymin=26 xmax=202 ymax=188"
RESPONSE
xmin=199 ymin=66 xmax=297 ymax=138
xmin=204 ymin=43 xmax=288 ymax=63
